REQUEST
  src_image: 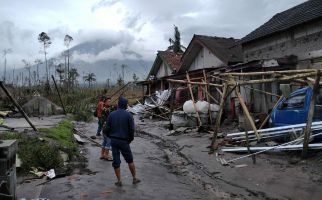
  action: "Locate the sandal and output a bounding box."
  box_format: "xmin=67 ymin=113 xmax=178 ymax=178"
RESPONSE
xmin=133 ymin=178 xmax=141 ymax=184
xmin=115 ymin=181 xmax=122 ymax=187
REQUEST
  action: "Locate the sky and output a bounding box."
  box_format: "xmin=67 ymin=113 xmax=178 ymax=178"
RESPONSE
xmin=0 ymin=0 xmax=306 ymax=69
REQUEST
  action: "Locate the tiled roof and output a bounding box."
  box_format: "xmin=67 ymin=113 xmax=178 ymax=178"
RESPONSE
xmin=241 ymin=0 xmax=322 ymax=44
xmin=158 ymin=51 xmax=182 ymax=71
xmin=195 ymin=35 xmax=243 ymax=63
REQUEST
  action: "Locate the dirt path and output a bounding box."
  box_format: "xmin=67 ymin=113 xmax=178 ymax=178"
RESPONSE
xmin=17 ymin=121 xmax=213 ymax=200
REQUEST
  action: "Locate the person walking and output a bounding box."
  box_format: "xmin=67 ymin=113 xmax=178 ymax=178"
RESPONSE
xmin=100 ymin=97 xmax=113 ymax=161
xmin=106 ymin=96 xmax=140 ymax=186
xmin=96 ymin=95 xmax=105 ymax=136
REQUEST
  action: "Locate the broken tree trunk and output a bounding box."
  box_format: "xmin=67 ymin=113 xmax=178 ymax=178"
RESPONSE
xmin=302 ymin=70 xmax=321 ymax=158
xmin=186 ymin=72 xmax=201 ymax=126
xmin=51 ymin=75 xmax=66 ymax=115
xmin=0 ymin=81 xmax=38 ymax=131
xmin=235 ymin=86 xmax=261 ymax=141
xmin=210 ymin=83 xmax=228 ymax=153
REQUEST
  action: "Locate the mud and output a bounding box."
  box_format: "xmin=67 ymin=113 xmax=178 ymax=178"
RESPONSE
xmin=136 ymin=116 xmax=322 ymax=200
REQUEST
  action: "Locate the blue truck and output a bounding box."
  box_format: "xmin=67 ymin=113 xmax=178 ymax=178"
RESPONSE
xmin=270 ymin=86 xmax=322 ymax=127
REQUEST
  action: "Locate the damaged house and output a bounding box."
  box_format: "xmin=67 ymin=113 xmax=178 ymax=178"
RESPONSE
xmin=236 ymin=0 xmax=322 ymax=114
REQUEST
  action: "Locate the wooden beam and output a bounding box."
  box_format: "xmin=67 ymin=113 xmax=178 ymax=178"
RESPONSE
xmin=51 ymin=75 xmax=66 ymax=115
xmin=186 ymin=72 xmax=201 ymax=126
xmin=234 ymin=72 xmax=316 ymax=86
xmin=203 ymin=70 xmax=213 ymax=125
xmin=243 ymin=85 xmax=281 ymax=97
xmin=210 ymin=83 xmax=228 ymax=153
xmin=258 ymin=95 xmax=284 ymax=129
xmin=302 ymin=70 xmax=321 ymax=158
xmin=0 ymin=81 xmax=38 ymax=131
xmin=167 ymin=79 xmax=223 ymax=88
xmin=235 ymin=86 xmax=261 ymax=141
xmin=200 ymin=83 xmax=219 ymax=104
xmin=222 ymin=69 xmax=322 ymax=77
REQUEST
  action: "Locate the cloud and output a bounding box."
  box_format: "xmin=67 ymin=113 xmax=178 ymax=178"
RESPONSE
xmin=91 ymin=0 xmax=120 ymax=12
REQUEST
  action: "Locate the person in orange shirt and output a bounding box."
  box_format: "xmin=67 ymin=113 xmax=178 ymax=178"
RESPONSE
xmin=96 ymin=95 xmax=106 ymax=136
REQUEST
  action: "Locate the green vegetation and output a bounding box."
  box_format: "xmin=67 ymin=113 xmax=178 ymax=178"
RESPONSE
xmin=0 ymin=120 xmax=77 ymax=171
xmin=40 ymin=120 xmax=77 ymax=152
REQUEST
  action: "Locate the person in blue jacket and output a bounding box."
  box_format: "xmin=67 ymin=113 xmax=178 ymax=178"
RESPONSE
xmin=105 ymin=96 xmax=140 ymax=186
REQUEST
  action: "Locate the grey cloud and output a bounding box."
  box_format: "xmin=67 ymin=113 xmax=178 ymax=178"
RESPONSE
xmin=91 ymin=0 xmax=120 ymax=12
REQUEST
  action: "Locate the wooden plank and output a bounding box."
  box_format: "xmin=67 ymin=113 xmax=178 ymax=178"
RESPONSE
xmin=302 ymin=70 xmax=321 ymax=158
xmin=235 ymin=86 xmax=261 ymax=141
xmin=186 ymin=72 xmax=201 ymax=126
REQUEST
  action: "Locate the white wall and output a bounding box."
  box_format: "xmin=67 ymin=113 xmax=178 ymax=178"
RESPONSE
xmin=156 ymin=62 xmax=172 ymax=78
xmin=189 ymin=47 xmax=224 ymax=71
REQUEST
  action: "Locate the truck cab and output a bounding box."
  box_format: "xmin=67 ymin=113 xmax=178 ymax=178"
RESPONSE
xmin=270 ymin=87 xmax=322 ymax=127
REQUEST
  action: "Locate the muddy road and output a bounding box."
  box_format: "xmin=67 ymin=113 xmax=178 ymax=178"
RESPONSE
xmin=17 ymin=121 xmax=213 ymax=200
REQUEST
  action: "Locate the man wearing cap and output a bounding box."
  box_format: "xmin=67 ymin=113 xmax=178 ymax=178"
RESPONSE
xmin=106 ymin=96 xmax=140 ymax=186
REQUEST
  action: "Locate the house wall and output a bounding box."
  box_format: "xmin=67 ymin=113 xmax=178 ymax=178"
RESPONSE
xmin=189 ymin=47 xmax=224 ymax=71
xmin=156 ymin=62 xmax=172 ymax=78
xmin=243 ymin=19 xmax=322 ymax=66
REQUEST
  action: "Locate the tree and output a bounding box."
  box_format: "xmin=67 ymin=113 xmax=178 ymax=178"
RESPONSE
xmin=34 ymin=59 xmax=43 ymax=84
xmin=117 ymin=74 xmax=124 ymax=86
xmin=38 ymin=32 xmax=51 ymax=82
xmin=64 ymin=34 xmax=73 ymax=89
xmin=168 ymin=25 xmax=184 ymax=53
xmin=83 ymin=72 xmax=96 ymax=87
xmin=56 ymin=63 xmax=65 ymax=85
xmin=22 ymin=59 xmax=31 ymax=87
xmin=173 ymin=26 xmax=181 ymax=53
xmin=2 ymin=48 xmax=12 ymax=83
xmin=69 ymin=68 xmax=79 ymax=88
xmin=133 ymin=73 xmax=139 ymax=82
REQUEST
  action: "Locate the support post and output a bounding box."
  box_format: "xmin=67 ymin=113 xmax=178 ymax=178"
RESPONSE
xmin=186 ymin=72 xmax=201 ymax=126
xmin=302 ymin=70 xmax=321 ymax=158
xmin=235 ymin=86 xmax=261 ymax=141
xmin=51 ymin=75 xmax=66 ymax=115
xmin=245 ymin=130 xmax=256 ymax=164
xmin=0 ymin=81 xmax=38 ymax=131
xmin=259 ymin=95 xmax=284 ymax=129
xmin=210 ymin=83 xmax=228 ymax=153
xmin=203 ymin=70 xmax=213 ymax=125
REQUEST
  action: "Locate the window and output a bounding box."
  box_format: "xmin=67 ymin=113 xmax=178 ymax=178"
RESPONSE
xmin=279 ymin=93 xmax=306 ymax=109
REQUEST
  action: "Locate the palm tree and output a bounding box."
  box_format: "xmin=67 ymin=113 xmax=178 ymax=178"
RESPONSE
xmin=83 ymin=72 xmax=96 ymax=87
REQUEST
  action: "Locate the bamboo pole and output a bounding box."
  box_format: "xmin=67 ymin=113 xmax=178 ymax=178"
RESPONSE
xmin=210 ymin=83 xmax=228 ymax=153
xmin=258 ymin=95 xmax=284 ymax=129
xmin=243 ymin=85 xmax=280 ymax=97
xmin=167 ymin=79 xmax=223 ymax=88
xmin=51 ymin=75 xmax=66 ymax=115
xmin=235 ymin=86 xmax=261 ymax=141
xmin=302 ymin=70 xmax=321 ymax=158
xmin=0 ymin=81 xmax=38 ymax=131
xmin=203 ymin=70 xmax=213 ymax=125
xmin=234 ymin=72 xmax=316 ymax=86
xmin=200 ymin=84 xmax=219 ymax=104
xmin=222 ymin=69 xmax=322 ymax=77
xmin=186 ymin=72 xmax=201 ymax=126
